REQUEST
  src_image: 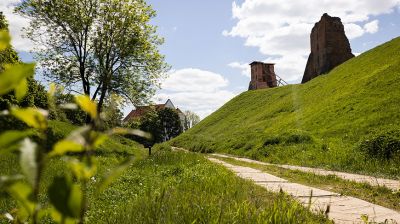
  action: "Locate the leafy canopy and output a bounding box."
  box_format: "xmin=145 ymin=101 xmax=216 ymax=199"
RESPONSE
xmin=16 ymin=0 xmax=169 ymax=111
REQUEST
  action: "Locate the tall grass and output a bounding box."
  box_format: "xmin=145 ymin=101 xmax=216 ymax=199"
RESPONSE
xmin=99 ymin=150 xmax=329 ymax=223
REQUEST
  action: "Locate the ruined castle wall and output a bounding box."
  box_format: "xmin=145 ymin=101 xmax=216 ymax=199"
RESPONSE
xmin=302 ymin=13 xmax=354 ymax=83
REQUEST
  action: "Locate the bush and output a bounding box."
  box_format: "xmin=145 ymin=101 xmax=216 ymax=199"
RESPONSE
xmin=245 ymin=147 xmax=269 ymax=160
xmin=52 ymin=93 xmax=86 ymax=125
xmin=285 ymin=130 xmax=313 ymax=144
xmin=358 ymin=129 xmax=400 ymax=160
xmin=264 ymin=130 xmax=313 ymax=146
xmin=264 ymin=136 xmax=281 ymax=146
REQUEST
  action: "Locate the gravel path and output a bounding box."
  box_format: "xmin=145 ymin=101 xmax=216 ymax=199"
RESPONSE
xmin=212 ymin=153 xmax=400 ymax=191
xmin=208 ymin=157 xmax=400 ymax=224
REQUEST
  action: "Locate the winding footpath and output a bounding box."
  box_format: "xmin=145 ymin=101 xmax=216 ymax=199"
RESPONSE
xmin=208 ymin=157 xmax=400 ymax=224
xmin=172 ymin=148 xmax=400 ymax=223
xmin=212 ymin=153 xmax=400 ymax=191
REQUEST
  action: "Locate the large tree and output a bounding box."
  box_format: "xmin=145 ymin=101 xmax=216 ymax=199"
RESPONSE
xmin=16 ymin=0 xmax=168 ymax=112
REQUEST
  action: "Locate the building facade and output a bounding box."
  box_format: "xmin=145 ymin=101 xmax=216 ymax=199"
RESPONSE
xmin=248 ymin=61 xmax=278 ymax=90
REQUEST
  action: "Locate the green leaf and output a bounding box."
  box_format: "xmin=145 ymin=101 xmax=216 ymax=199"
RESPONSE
xmin=107 ymin=127 xmax=152 ymax=139
xmin=48 ymin=83 xmax=57 ymax=97
xmin=0 ymin=175 xmax=24 ymax=189
xmin=64 ymin=126 xmax=91 ymax=146
xmin=75 ymin=95 xmax=97 ymax=119
xmin=48 ymin=176 xmax=82 ymax=218
xmin=97 ymin=157 xmax=134 ymax=193
xmin=68 ymin=184 xmax=83 ymax=218
xmin=0 ymin=63 xmax=35 ymax=96
xmin=91 ymin=132 xmax=108 ymax=148
xmin=15 ymin=78 xmax=28 ymax=101
xmin=0 ymin=30 xmax=11 ymax=51
xmin=0 ymin=130 xmax=34 ymax=152
xmin=7 ymin=182 xmax=35 ymax=216
xmin=50 ymin=208 xmax=76 ymax=224
xmin=62 ymin=126 xmax=107 ymax=150
xmin=10 ymin=107 xmax=48 ymax=130
xmin=49 ymin=140 xmax=84 ymax=157
xmin=19 ymin=138 xmax=38 ymax=186
xmin=68 ymin=159 xmax=97 ymax=181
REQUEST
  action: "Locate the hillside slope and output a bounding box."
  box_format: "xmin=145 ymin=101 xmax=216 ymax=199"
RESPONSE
xmin=172 ymin=37 xmax=400 ymax=177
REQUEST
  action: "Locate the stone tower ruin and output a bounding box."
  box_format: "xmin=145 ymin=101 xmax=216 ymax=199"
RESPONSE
xmin=248 ymin=61 xmax=278 ymax=90
xmin=302 ymin=13 xmax=354 ymax=83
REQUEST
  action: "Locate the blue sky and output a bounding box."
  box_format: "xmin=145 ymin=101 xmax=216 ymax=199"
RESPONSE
xmin=2 ymin=0 xmax=400 ymax=118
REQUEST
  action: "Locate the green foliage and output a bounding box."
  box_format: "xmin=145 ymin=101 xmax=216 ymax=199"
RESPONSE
xmin=0 ymin=130 xmax=34 ymax=152
xmin=358 ymin=129 xmax=400 ymax=160
xmin=53 ymin=92 xmax=86 ymax=125
xmin=264 ymin=130 xmax=313 ymax=146
xmin=127 ymin=107 xmax=183 ymax=147
xmin=158 ymin=108 xmax=183 ymax=141
xmin=48 ymin=176 xmax=82 ymax=218
xmin=0 ymin=12 xmax=18 ymax=68
xmin=0 ymin=14 xmax=48 ymax=132
xmin=172 ymin=37 xmax=400 ymax=178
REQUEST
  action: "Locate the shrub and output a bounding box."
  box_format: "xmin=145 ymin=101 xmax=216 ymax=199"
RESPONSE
xmin=264 ymin=130 xmax=313 ymax=146
xmin=264 ymin=136 xmax=281 ymax=146
xmin=245 ymin=147 xmax=269 ymax=160
xmin=284 ymin=130 xmax=313 ymax=144
xmin=358 ymin=129 xmax=400 ymax=160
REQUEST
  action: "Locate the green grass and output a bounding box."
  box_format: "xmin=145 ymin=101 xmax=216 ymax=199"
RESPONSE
xmin=90 ymin=150 xmax=330 ymax=223
xmin=214 ymin=156 xmax=400 ymax=212
xmin=171 ymin=37 xmax=400 ymax=178
xmin=1 ymin=121 xmax=330 ymax=223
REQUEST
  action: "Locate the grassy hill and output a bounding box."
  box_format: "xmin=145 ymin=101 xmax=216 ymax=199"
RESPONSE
xmin=172 ymin=37 xmax=400 ymax=178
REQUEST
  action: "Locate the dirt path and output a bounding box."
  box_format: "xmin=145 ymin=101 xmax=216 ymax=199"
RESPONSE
xmin=212 ymin=153 xmax=400 ymax=191
xmin=208 ymin=157 xmax=400 ymax=224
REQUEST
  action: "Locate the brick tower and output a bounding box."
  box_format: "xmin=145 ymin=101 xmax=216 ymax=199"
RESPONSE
xmin=302 ymin=13 xmax=354 ymax=83
xmin=248 ymin=61 xmax=278 ymax=90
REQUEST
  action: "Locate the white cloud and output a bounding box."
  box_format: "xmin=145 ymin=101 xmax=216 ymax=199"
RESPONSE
xmin=158 ymin=68 xmax=236 ymax=118
xmin=162 ymin=68 xmax=229 ymax=92
xmin=228 ymin=62 xmax=250 ymax=77
xmin=0 ymin=0 xmax=33 ymax=52
xmin=344 ymin=23 xmax=365 ymax=39
xmin=364 ymin=20 xmax=379 ymax=33
xmin=264 ymin=55 xmax=309 ymax=82
xmin=225 ymin=0 xmax=400 ymax=82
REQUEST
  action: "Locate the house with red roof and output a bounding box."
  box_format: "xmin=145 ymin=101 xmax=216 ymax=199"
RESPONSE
xmin=123 ymin=99 xmax=185 ymax=128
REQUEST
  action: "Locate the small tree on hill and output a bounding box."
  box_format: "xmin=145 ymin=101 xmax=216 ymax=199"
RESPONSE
xmin=128 ymin=108 xmax=161 ymax=147
xmin=158 ymin=108 xmax=183 ymax=141
xmin=126 ymin=107 xmax=182 ymax=146
xmin=183 ymin=110 xmax=200 ymax=131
